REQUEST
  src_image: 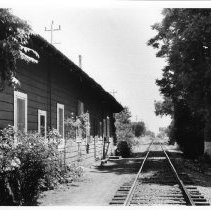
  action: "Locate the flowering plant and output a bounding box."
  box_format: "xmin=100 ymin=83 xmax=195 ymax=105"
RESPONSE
xmin=65 ymin=112 xmax=90 ymax=141
xmin=0 ymin=126 xmax=83 ymax=205
xmin=0 ymin=125 xmax=20 ymax=173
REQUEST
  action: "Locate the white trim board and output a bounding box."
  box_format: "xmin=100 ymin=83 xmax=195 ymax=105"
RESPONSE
xmin=57 ymin=103 xmax=65 ymax=149
xmin=38 ymin=109 xmax=47 ymax=138
xmin=14 ymin=91 xmax=28 ymax=133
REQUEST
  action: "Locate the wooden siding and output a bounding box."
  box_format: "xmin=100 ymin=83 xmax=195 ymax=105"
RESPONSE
xmin=0 ymin=58 xmax=116 ymax=133
xmin=0 ymin=39 xmax=120 ymax=166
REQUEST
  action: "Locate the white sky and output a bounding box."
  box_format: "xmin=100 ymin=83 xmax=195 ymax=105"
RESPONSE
xmin=4 ymin=0 xmax=211 ymax=134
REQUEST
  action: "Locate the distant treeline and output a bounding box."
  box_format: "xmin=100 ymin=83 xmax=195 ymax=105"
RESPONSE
xmin=114 ymin=107 xmax=155 ymax=157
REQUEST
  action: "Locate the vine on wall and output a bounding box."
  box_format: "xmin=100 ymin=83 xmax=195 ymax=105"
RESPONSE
xmin=64 ymin=112 xmax=90 ymax=143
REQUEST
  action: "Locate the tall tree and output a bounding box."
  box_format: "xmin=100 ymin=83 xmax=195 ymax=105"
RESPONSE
xmin=148 ymin=9 xmax=211 ymax=156
xmin=0 ymin=9 xmax=39 ymax=90
xmin=154 ymin=97 xmax=174 ymax=117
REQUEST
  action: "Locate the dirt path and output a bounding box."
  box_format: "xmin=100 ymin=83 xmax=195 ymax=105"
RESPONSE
xmin=38 ymin=159 xmax=142 ymax=205
xmin=38 ymin=138 xmax=211 ymax=206
xmin=38 ymin=138 xmax=150 ymax=206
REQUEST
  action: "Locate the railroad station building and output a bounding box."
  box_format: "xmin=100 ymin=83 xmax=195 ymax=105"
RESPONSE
xmin=0 ymin=34 xmax=123 ymax=165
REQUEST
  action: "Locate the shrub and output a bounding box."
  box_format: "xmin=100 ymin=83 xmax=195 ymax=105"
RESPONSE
xmin=15 ymin=130 xmax=61 ymax=205
xmin=0 ymin=126 xmax=83 ymax=206
xmin=116 ymin=141 xmax=131 ymax=158
xmin=0 ymin=125 xmax=20 ymax=205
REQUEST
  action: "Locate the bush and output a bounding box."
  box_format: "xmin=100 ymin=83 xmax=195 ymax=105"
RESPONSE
xmin=0 ymin=126 xmax=83 ymax=205
xmin=116 ymin=141 xmax=131 ymax=158
xmin=0 ymin=125 xmax=20 ymax=205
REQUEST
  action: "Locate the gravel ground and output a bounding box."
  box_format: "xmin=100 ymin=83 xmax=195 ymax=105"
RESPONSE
xmin=38 ymin=163 xmax=136 ymax=205
xmin=38 ymin=159 xmax=145 ymax=205
xmin=166 ymin=143 xmax=211 ymax=204
xmin=179 ymin=159 xmax=211 ymax=204
xmin=38 ymin=139 xmax=211 ymax=206
xmin=130 ymin=143 xmax=187 ymax=205
xmin=38 ymin=140 xmax=150 ymax=206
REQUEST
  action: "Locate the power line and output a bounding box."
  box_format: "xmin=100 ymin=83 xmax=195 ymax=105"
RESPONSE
xmin=45 ymin=20 xmax=61 ymax=45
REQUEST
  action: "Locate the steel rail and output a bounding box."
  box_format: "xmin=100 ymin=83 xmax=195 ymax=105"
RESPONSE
xmin=123 ymin=139 xmax=154 ymax=206
xmin=160 ymin=143 xmax=195 ymax=206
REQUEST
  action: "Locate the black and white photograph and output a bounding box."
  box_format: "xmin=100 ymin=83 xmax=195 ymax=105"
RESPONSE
xmin=0 ymin=0 xmax=211 ymax=206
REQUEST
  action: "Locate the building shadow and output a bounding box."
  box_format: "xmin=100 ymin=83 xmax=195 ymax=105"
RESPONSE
xmin=91 ymin=149 xmax=211 ymax=190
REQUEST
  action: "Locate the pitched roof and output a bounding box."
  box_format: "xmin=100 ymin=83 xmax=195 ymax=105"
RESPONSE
xmin=31 ymin=34 xmax=123 ymax=113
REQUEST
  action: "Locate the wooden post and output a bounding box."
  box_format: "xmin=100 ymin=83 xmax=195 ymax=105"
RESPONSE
xmin=64 ymin=138 xmax=66 ymax=170
xmin=102 ymin=137 xmax=105 ymax=159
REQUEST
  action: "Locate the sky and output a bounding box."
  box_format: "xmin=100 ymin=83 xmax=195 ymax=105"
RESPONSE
xmin=5 ymin=0 xmax=209 ymax=134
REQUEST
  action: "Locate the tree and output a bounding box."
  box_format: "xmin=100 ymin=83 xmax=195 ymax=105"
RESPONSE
xmin=148 ymin=9 xmax=211 ymax=157
xmin=115 ymin=107 xmax=134 ymax=157
xmin=145 ymin=130 xmax=155 ymax=138
xmin=0 ymin=9 xmax=39 ymax=91
xmin=115 ymin=107 xmax=134 ymax=143
xmin=157 ymin=127 xmax=170 ymax=139
xmin=154 ymin=97 xmax=174 ymax=117
xmin=132 ymin=121 xmax=146 ymax=137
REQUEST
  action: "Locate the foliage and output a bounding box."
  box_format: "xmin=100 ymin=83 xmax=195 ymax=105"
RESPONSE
xmin=157 ymin=127 xmax=170 ymax=139
xmin=154 ymin=97 xmax=174 ymax=117
xmin=0 ymin=126 xmax=83 ymax=205
xmin=0 ymin=125 xmax=20 ymax=205
xmin=145 ymin=130 xmax=155 ymax=138
xmin=132 ymin=121 xmax=146 ymax=137
xmin=64 ymin=112 xmax=90 ymax=140
xmin=0 ymin=125 xmax=17 ymax=173
xmin=115 ymin=107 xmax=134 ymax=157
xmin=64 ymin=113 xmax=76 ymax=139
xmin=115 ymin=141 xmax=131 ymax=158
xmin=16 ymin=132 xmax=53 ymax=205
xmin=115 ymin=107 xmax=134 ymax=143
xmin=148 ymin=9 xmax=211 ymax=157
xmin=0 ymin=9 xmax=39 ymax=91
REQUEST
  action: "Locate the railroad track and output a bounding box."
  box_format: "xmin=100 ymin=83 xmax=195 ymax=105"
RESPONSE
xmin=110 ymin=140 xmax=210 ymax=206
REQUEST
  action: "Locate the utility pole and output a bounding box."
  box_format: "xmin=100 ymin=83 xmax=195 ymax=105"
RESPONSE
xmin=79 ymin=55 xmax=82 ymax=69
xmin=110 ymin=90 xmax=117 ymax=97
xmin=45 ymin=20 xmax=61 ymax=44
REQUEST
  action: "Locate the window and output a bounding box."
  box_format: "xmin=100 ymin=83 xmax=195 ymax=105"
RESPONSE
xmin=57 ymin=103 xmax=64 ymax=139
xmin=38 ymin=110 xmax=47 ymax=138
xmin=77 ymin=100 xmax=84 ymax=116
xmin=14 ymin=91 xmax=27 ymax=133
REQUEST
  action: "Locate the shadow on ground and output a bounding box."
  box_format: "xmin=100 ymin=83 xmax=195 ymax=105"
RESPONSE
xmin=91 ymin=159 xmax=143 ymax=175
xmin=92 ymin=148 xmax=211 ymax=190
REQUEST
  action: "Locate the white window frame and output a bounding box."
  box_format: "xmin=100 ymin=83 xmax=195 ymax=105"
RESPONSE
xmin=14 ymin=91 xmax=28 ymax=133
xmin=57 ymin=103 xmax=65 ymax=148
xmin=77 ymin=100 xmax=84 ymax=116
xmin=38 ymin=109 xmax=47 ymax=138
